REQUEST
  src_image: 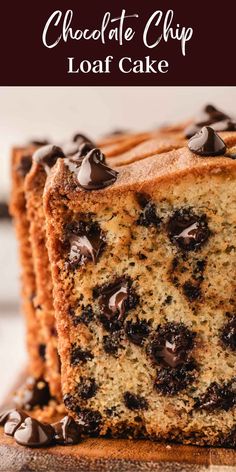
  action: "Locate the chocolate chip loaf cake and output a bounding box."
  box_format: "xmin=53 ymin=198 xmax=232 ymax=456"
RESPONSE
xmin=43 ymin=116 xmax=236 ymax=446
xmin=10 ymin=145 xmax=47 ymax=379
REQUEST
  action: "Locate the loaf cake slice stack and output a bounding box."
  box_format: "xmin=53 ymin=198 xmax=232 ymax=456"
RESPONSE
xmin=43 ymin=124 xmax=236 ymax=446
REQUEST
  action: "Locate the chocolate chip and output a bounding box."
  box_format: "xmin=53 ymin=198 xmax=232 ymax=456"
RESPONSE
xmin=38 ymin=344 xmax=46 ymax=360
xmin=107 ymin=129 xmax=128 ymax=136
xmin=220 ymin=314 xmax=236 ymax=351
xmin=63 ymin=394 xmax=77 ymax=412
xmin=167 ymin=209 xmax=210 ymax=251
xmin=136 ymin=194 xmax=161 ymax=228
xmin=0 ymin=408 xmax=14 ymax=426
xmin=65 ymin=220 xmax=106 ymax=269
xmin=4 ymin=409 xmax=28 ymax=436
xmin=16 ymin=155 xmax=32 ymax=177
xmin=137 ymin=202 xmax=161 ymax=228
xmin=164 ymin=295 xmax=173 ymax=305
xmin=94 ymin=277 xmax=139 ymax=332
xmin=76 ymin=408 xmax=102 ymax=435
xmin=123 ymin=392 xmax=148 ymax=410
xmin=52 ymin=416 xmax=81 ymax=445
xmin=76 ymin=148 xmax=118 ymax=190
xmin=184 ymin=104 xmax=232 ymax=138
xmin=183 ymin=282 xmax=201 ymax=301
xmin=77 ymin=377 xmax=98 ymax=399
xmin=125 ymin=318 xmax=150 ymax=346
xmin=199 ymin=104 xmax=231 ymax=125
xmin=194 ymin=380 xmax=236 ymax=411
xmin=29 ymin=139 xmax=49 ymax=147
xmin=188 ymin=126 xmax=226 ymax=156
xmin=69 ymin=304 xmax=94 ymax=326
xmin=13 ymin=377 xmax=51 ymax=411
xmin=78 ymin=142 xmax=96 ymax=158
xmin=149 ymin=322 xmax=195 ymax=368
xmin=138 ymin=253 xmax=147 ymax=260
xmin=70 ymin=345 xmax=94 ymax=366
xmin=73 ymin=133 xmax=95 ymax=146
xmin=14 ymin=417 xmax=55 ymax=447
xmin=33 ymin=144 xmax=65 ymax=169
xmin=103 ymin=332 xmax=123 ymax=356
xmin=154 ymin=359 xmax=197 ymax=395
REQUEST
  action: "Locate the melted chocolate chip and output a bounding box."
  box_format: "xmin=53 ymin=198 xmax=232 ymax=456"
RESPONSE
xmin=167 ymin=209 xmax=210 ymax=251
xmin=220 ymin=314 xmax=236 ymax=351
xmin=76 ymin=408 xmax=102 ymax=435
xmin=14 ymin=417 xmax=55 ymax=447
xmin=4 ymin=409 xmax=27 ymax=436
xmin=184 ymin=104 xmax=232 ymax=138
xmin=103 ymin=332 xmax=123 ymax=356
xmin=38 ymin=344 xmax=46 ymax=360
xmin=16 ymin=155 xmax=32 ymax=177
xmin=125 ymin=318 xmax=151 ymax=346
xmin=65 ymin=220 xmax=106 ymax=269
xmin=188 ymin=127 xmax=226 ymax=156
xmin=73 ymin=133 xmax=95 ymax=146
xmin=70 ymin=345 xmax=94 ymax=366
xmin=123 ymin=392 xmax=148 ymax=410
xmin=194 ymin=380 xmax=236 ymax=411
xmin=76 ymin=148 xmax=118 ymax=190
xmin=155 ymin=359 xmax=197 ymax=395
xmin=13 ymin=377 xmax=51 ymax=411
xmin=77 ymin=377 xmax=98 ymax=399
xmin=149 ymin=322 xmax=195 ymax=368
xmin=78 ymin=142 xmax=96 ymax=158
xmin=137 ymin=202 xmax=161 ymax=228
xmin=52 ymin=416 xmax=81 ymax=445
xmin=33 ymin=144 xmax=65 ymax=169
xmin=199 ymin=104 xmax=231 ymax=124
xmin=0 ymin=408 xmax=14 ymax=425
xmin=136 ymin=193 xmax=161 ymax=228
xmin=94 ymin=277 xmax=139 ymax=332
xmin=183 ymin=282 xmax=201 ymax=301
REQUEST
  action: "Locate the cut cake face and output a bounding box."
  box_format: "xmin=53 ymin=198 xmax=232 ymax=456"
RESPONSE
xmin=44 ymin=136 xmax=236 ymax=445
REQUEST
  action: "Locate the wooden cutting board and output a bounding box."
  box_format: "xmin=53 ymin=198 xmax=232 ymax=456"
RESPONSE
xmin=0 ymin=372 xmax=236 ymax=472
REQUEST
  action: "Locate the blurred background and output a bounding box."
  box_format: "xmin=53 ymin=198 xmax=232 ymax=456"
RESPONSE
xmin=0 ymin=86 xmax=235 ymax=401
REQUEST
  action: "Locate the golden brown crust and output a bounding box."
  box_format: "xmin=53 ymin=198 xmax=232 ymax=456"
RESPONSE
xmin=24 ymin=162 xmax=62 ymax=399
xmin=10 ymin=147 xmax=46 ymax=378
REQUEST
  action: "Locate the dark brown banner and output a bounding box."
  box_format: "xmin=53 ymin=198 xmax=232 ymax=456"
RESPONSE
xmin=0 ymin=0 xmax=234 ymax=85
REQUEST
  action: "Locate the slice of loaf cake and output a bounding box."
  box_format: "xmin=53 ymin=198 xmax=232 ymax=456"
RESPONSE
xmin=10 ymin=145 xmax=47 ymax=379
xmin=24 ymin=145 xmax=65 ymax=400
xmin=44 ymin=129 xmax=236 ymax=446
